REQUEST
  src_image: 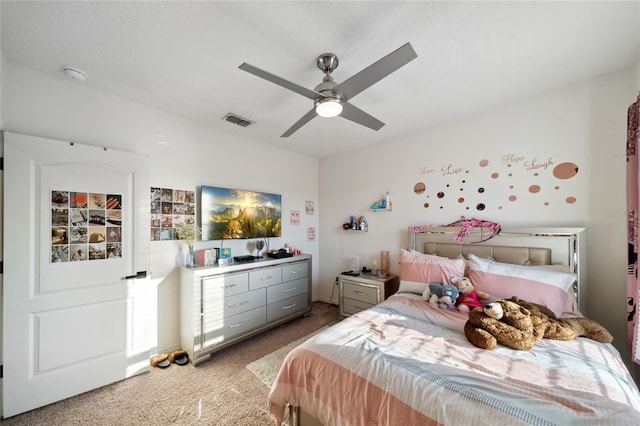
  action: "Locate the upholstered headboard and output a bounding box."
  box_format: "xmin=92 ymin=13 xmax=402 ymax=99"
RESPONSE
xmin=422 ymin=242 xmax=551 ymax=266
xmin=409 ymin=226 xmax=587 ymax=314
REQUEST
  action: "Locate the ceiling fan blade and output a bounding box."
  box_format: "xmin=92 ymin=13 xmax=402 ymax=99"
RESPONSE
xmin=340 ymin=102 xmax=385 ymax=131
xmin=281 ymin=108 xmax=318 ymax=137
xmin=335 ymin=42 xmax=417 ymax=101
xmin=239 ymin=63 xmax=320 ymax=100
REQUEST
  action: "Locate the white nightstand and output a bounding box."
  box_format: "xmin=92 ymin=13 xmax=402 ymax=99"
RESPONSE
xmin=339 ymin=273 xmax=399 ymax=317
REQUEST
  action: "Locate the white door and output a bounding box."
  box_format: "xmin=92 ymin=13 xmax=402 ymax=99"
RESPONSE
xmin=2 ymin=132 xmax=153 ymax=417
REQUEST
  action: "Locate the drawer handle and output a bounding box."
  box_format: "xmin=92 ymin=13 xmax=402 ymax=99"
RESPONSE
xmin=282 ymin=303 xmax=297 ymax=310
xmin=221 ymin=283 xmax=237 ymax=289
xmin=290 ymin=271 xmax=297 ymax=274
xmin=228 ymin=300 xmax=249 ymax=308
xmin=354 ymin=305 xmax=367 ymax=311
xmin=228 ymin=319 xmax=249 ymax=329
xmin=354 ymin=290 xmax=367 ymax=296
xmin=282 ymin=287 xmax=296 ymax=293
xmin=261 ymin=276 xmax=273 ymax=281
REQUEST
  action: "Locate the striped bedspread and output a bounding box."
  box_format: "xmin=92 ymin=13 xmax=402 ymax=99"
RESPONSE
xmin=268 ymin=294 xmax=640 ymax=425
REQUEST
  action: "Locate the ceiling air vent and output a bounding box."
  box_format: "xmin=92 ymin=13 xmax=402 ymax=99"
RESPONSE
xmin=223 ymin=113 xmax=254 ymax=128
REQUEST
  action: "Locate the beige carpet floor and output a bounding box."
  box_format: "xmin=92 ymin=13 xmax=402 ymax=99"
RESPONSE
xmin=1 ymin=302 xmax=340 ymax=426
xmin=246 ymin=326 xmax=328 ymax=388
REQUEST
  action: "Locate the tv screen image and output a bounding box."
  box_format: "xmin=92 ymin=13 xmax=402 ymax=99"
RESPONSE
xmin=201 ymin=186 xmax=282 ymax=240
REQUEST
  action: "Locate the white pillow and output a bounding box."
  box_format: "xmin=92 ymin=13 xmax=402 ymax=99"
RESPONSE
xmin=467 ymin=254 xmax=576 ymax=317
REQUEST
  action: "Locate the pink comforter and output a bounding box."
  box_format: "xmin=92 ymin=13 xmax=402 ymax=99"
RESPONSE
xmin=269 ymin=294 xmax=640 ymax=425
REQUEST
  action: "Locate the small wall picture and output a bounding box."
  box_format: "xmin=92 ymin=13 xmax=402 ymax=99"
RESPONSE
xmin=305 ymin=200 xmax=314 ymax=215
xmin=290 ymin=210 xmax=300 ymax=225
xmin=307 ymin=227 xmax=316 ymax=241
xmin=150 ymin=187 xmax=196 ymax=241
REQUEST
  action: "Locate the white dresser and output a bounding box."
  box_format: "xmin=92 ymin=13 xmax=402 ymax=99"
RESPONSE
xmin=180 ymin=254 xmax=311 ymax=365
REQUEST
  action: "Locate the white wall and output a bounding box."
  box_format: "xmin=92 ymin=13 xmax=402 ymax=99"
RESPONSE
xmin=320 ymin=66 xmax=639 ymax=376
xmin=1 ymin=62 xmax=319 ymax=354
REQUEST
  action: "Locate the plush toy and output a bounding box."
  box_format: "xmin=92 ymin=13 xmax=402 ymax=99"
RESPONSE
xmin=451 ymin=277 xmax=491 ymax=313
xmin=464 ymin=299 xmax=538 ymax=351
xmin=508 ymin=296 xmax=613 ymax=343
xmin=422 ymin=282 xmax=460 ymax=310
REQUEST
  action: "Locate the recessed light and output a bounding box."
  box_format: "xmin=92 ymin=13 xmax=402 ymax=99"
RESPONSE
xmin=62 ymin=66 xmax=88 ymax=82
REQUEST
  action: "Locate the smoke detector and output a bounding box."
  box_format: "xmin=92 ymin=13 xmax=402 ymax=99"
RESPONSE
xmin=62 ymin=66 xmax=88 ymax=82
xmin=223 ymin=113 xmax=254 ymax=128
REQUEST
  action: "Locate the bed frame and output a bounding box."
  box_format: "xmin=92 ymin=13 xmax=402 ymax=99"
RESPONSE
xmin=287 ymin=226 xmax=587 ymax=426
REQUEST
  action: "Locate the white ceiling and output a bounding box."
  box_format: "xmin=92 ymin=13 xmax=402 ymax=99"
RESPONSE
xmin=2 ymin=1 xmax=639 ymax=158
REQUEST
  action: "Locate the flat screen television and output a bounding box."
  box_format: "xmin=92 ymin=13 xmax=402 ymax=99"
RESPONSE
xmin=200 ymin=185 xmax=282 ymax=240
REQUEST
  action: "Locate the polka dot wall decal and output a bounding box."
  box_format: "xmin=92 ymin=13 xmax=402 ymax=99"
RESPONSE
xmin=529 ymin=185 xmax=541 ymax=193
xmin=509 ymin=185 xmax=514 ymax=189
xmin=478 ymin=187 xmax=485 ymax=193
xmin=458 ymin=197 xmax=464 ymax=203
xmin=476 ymin=203 xmax=485 ymax=211
xmin=544 ymin=202 xmax=549 ymax=206
xmin=555 ymin=186 xmax=560 ymax=190
xmin=479 ymin=159 xmax=489 ymax=167
xmin=566 ymin=197 xmax=576 ymax=204
xmin=553 ymin=162 xmax=579 ymax=179
xmin=424 ymin=202 xmax=430 ymax=208
xmin=491 ymin=173 xmax=499 ymax=179
xmin=534 ymin=172 xmax=539 ymax=176
xmin=508 ymin=173 xmax=512 ymax=177
xmin=437 ymin=192 xmax=445 ymax=199
xmin=509 ymin=195 xmax=517 ymax=201
xmin=414 ymin=182 xmax=426 ymax=194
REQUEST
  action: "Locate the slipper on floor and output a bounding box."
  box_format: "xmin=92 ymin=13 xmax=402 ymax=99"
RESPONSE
xmin=169 ymin=350 xmax=189 ymax=365
xmin=151 ymin=353 xmax=170 ymax=368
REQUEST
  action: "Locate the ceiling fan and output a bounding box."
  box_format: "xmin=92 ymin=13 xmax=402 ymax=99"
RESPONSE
xmin=239 ymin=42 xmax=417 ymax=137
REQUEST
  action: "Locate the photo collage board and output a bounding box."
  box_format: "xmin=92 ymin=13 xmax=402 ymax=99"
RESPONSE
xmin=150 ymin=187 xmax=196 ymax=241
xmin=51 ymin=190 xmax=123 ymax=263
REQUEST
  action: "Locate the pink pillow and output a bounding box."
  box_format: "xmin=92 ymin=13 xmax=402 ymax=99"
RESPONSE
xmin=468 ymin=254 xmax=575 ymax=317
xmin=399 ymin=249 xmax=465 ymax=286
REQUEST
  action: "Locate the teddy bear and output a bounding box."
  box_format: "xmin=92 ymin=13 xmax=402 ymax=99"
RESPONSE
xmin=451 ymin=276 xmax=491 ymax=312
xmin=508 ymin=296 xmax=613 ymax=343
xmin=464 ymin=299 xmax=539 ymax=351
xmin=422 ymin=282 xmax=460 ymax=310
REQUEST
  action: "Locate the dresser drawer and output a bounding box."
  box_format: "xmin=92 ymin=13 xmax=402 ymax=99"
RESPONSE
xmin=221 ymin=288 xmax=266 ymax=318
xmin=202 ymin=306 xmax=266 ymax=348
xmin=267 ymin=293 xmax=309 ymax=322
xmin=342 ymin=297 xmax=374 ymax=316
xmin=343 ymin=281 xmax=379 ymax=305
xmin=266 ymin=277 xmax=308 ymax=304
xmin=202 ymin=272 xmax=248 ymax=298
xmin=249 ymin=266 xmax=282 ymax=290
xmin=282 ymin=261 xmax=308 ymax=282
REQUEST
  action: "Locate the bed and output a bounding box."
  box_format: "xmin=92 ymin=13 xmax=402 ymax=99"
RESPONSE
xmin=268 ymin=227 xmax=640 ymax=425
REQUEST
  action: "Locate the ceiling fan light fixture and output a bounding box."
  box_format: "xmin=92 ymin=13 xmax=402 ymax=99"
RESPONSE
xmin=315 ymin=97 xmax=343 ymax=118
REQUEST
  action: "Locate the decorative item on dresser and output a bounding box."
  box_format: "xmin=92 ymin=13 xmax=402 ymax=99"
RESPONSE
xmin=180 ymin=254 xmax=311 ymax=366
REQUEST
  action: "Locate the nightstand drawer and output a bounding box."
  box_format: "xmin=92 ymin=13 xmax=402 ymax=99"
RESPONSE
xmin=343 ymin=281 xmax=379 ymax=305
xmin=342 ymin=297 xmax=374 ymax=316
